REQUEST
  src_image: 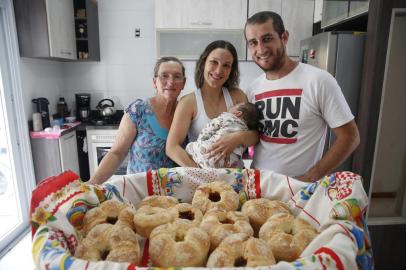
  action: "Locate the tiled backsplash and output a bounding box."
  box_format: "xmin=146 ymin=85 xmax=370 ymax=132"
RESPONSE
xmin=19 ymin=0 xmax=262 ymax=120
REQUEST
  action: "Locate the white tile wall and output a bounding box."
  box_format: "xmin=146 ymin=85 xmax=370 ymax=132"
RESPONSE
xmin=20 ymin=58 xmax=64 ymax=119
xmin=20 ymin=0 xmax=263 ymax=118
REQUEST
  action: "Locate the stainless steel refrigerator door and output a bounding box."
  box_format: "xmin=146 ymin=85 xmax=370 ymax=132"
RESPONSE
xmin=299 ymin=32 xmax=338 ymax=75
xmin=299 ymin=32 xmax=366 ymax=172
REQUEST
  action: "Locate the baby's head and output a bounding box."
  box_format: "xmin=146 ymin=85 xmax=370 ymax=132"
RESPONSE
xmin=228 ymin=102 xmax=260 ymax=130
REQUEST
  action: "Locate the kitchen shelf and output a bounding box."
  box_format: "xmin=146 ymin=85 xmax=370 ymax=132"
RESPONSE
xmin=73 ymin=0 xmax=100 ymax=61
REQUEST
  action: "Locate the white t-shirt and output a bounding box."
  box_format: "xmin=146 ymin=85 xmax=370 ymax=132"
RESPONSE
xmin=246 ymin=63 xmax=354 ymax=177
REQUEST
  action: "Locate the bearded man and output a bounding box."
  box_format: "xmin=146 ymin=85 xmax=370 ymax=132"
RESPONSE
xmin=244 ymin=11 xmax=359 ymax=182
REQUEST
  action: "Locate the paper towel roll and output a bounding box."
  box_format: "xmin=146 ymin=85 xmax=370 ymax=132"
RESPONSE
xmin=32 ymin=112 xmax=43 ymax=131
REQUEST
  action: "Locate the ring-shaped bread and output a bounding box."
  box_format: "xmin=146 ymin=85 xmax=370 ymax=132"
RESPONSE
xmin=206 ymin=233 xmax=275 ymax=267
xmin=149 ymin=223 xmax=210 ymax=267
xmin=200 ymin=209 xmax=253 ymax=250
xmin=75 ymin=223 xmax=140 ymax=264
xmin=133 ymin=205 xmax=177 ymax=237
xmin=241 ymin=198 xmax=290 ymax=234
xmin=171 ymin=203 xmax=203 ymax=231
xmin=137 ymin=195 xmax=178 ymax=209
xmin=81 ymin=200 xmax=132 ymax=235
xmin=259 ymin=212 xmax=318 ymax=262
xmin=192 ymin=181 xmax=239 ymax=214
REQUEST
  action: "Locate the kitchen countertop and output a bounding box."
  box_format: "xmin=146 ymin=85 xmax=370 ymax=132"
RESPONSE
xmin=30 ymin=122 xmax=82 ymax=139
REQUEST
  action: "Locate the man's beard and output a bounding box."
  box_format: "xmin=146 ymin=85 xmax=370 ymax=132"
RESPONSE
xmin=256 ymin=45 xmax=286 ymax=73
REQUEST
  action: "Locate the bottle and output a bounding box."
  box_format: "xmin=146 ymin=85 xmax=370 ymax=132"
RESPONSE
xmin=32 ymin=112 xmax=43 ymax=131
xmin=57 ymin=97 xmax=68 ymax=118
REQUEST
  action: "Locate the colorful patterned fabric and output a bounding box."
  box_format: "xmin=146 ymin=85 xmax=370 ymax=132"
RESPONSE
xmin=30 ymin=169 xmax=373 ymax=270
xmin=125 ymin=99 xmax=176 ymax=173
xmin=186 ymin=112 xmax=248 ymax=168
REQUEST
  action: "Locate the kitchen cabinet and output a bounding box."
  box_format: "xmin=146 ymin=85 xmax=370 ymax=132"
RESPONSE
xmin=248 ymin=0 xmax=314 ymax=58
xmin=321 ymin=0 xmax=369 ymax=28
xmin=31 ymin=130 xmax=80 ymax=183
xmin=155 ymin=0 xmax=247 ymax=29
xmin=13 ymin=0 xmax=76 ymax=60
xmin=155 ymin=0 xmax=247 ymax=60
xmin=73 ymin=0 xmax=100 ymax=61
xmin=349 ymin=0 xmax=369 ymax=17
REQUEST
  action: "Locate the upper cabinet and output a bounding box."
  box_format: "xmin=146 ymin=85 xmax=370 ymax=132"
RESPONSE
xmin=321 ymin=0 xmax=369 ymax=28
xmin=156 ymin=0 xmax=314 ymax=60
xmin=13 ymin=0 xmax=76 ymax=60
xmin=155 ymin=0 xmax=247 ymax=29
xmin=13 ymin=0 xmax=100 ymax=61
xmin=248 ymin=0 xmax=314 ymax=58
xmin=73 ymin=0 xmax=100 ymax=61
xmin=155 ymin=0 xmax=247 ymax=60
xmin=45 ymin=0 xmax=76 ymax=59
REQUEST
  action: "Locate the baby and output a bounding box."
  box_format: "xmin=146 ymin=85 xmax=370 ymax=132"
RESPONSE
xmin=186 ymin=102 xmax=260 ymax=168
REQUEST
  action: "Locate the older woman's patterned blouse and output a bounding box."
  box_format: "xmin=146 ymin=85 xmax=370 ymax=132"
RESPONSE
xmin=125 ymin=99 xmax=176 ymax=173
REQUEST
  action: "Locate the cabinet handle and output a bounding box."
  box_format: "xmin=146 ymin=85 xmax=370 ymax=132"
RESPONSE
xmin=60 ymin=51 xmax=72 ymax=55
xmin=190 ymin=21 xmax=212 ymax=26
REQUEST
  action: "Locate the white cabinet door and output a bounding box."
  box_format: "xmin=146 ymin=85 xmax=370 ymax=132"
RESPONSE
xmin=247 ymin=0 xmax=313 ymax=57
xmin=248 ymin=0 xmax=282 ymax=17
xmin=282 ymin=0 xmax=314 ymax=57
xmin=59 ymin=132 xmax=79 ymax=175
xmin=45 ymin=0 xmax=76 ymax=59
xmin=155 ymin=0 xmax=247 ymax=29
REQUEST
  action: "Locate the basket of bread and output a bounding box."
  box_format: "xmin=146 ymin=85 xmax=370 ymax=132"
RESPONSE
xmin=30 ymin=168 xmax=373 ymax=270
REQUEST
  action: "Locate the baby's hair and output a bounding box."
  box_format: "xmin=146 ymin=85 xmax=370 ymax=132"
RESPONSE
xmin=238 ymin=102 xmax=260 ymax=130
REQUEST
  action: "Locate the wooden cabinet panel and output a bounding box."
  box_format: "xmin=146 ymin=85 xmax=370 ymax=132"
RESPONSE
xmin=45 ymin=0 xmax=76 ymax=59
xmin=13 ymin=0 xmax=99 ymax=61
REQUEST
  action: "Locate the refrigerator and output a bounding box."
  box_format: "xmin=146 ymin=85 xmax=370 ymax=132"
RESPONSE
xmin=299 ymin=31 xmax=366 ymax=171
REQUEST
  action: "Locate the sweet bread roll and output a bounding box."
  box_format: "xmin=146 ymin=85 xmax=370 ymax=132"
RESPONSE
xmin=192 ymin=181 xmax=239 ymax=214
xmin=241 ymin=198 xmax=290 ymax=234
xmin=206 ymin=233 xmax=275 ymax=267
xmin=172 ymin=203 xmax=203 ymax=231
xmin=149 ymin=223 xmax=210 ymax=267
xmin=200 ymin=209 xmax=253 ymax=250
xmin=259 ymin=212 xmax=318 ymax=262
xmin=81 ymin=200 xmax=132 ymax=235
xmin=137 ymin=195 xmax=178 ymax=209
xmin=133 ymin=205 xmax=177 ymax=237
xmin=75 ymin=223 xmax=140 ymax=264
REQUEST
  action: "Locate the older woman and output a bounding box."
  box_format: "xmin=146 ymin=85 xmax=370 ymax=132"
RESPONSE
xmin=166 ymin=40 xmax=258 ymax=167
xmin=89 ymin=57 xmax=186 ymax=184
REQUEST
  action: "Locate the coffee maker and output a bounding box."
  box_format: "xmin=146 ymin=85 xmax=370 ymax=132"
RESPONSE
xmin=75 ymin=93 xmax=91 ymax=122
xmin=32 ymin=97 xmax=50 ymax=128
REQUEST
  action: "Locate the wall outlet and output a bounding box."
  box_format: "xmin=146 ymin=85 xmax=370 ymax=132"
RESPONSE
xmin=135 ymin=28 xmax=141 ymax=38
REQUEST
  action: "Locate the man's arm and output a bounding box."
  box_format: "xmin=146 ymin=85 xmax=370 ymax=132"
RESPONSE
xmin=296 ymin=120 xmax=360 ymax=182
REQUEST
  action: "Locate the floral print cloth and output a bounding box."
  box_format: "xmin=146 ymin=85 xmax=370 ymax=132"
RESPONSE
xmin=125 ymin=99 xmax=176 ymax=173
xmin=30 ymin=169 xmax=373 ymax=270
xmin=186 ymin=112 xmax=248 ymax=168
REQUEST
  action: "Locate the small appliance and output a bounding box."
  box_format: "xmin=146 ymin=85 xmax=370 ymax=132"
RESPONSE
xmin=32 ymin=97 xmax=50 ymax=128
xmin=75 ymin=93 xmax=91 ymax=122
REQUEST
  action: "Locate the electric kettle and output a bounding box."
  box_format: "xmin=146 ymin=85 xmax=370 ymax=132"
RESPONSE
xmin=32 ymin=97 xmax=50 ymax=128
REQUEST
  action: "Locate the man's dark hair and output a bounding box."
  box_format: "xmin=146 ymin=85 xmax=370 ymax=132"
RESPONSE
xmin=238 ymin=102 xmax=260 ymax=130
xmin=245 ymin=11 xmax=286 ymax=37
